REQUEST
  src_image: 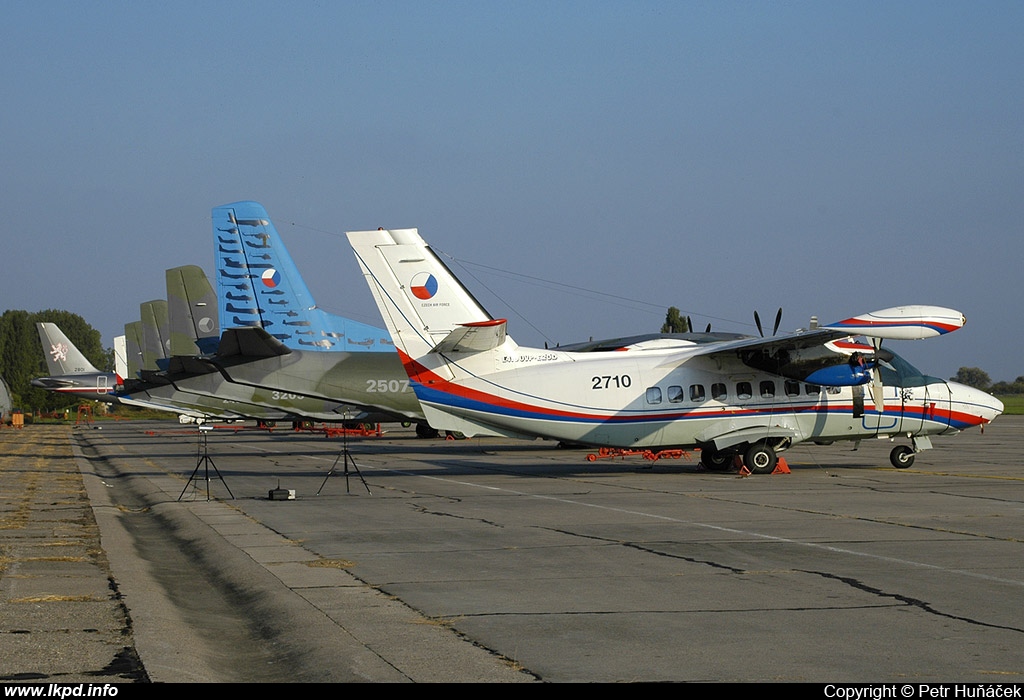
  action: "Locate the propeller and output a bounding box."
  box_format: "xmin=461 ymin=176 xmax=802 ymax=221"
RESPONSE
xmin=870 ymin=338 xmax=885 ymax=413
xmin=754 ymin=308 xmax=783 ymax=337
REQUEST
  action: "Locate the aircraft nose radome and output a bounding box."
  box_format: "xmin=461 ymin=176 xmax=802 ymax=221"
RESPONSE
xmin=949 ymin=382 xmax=1005 ymax=423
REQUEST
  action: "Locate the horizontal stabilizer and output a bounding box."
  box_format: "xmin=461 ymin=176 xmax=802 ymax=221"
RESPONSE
xmin=432 ymin=319 xmax=508 ymax=354
xmin=216 ymin=327 xmax=293 ymax=359
xmin=164 ymin=356 xmax=219 ymax=376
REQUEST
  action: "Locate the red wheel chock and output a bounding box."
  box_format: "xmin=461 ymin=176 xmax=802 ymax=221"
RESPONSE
xmin=738 ymin=456 xmax=790 ymax=476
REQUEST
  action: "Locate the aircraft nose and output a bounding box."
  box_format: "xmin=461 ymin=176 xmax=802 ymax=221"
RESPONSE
xmin=948 ymin=381 xmax=1004 ymax=425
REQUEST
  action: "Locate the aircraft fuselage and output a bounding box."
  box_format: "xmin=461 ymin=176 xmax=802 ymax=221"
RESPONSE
xmin=204 ymin=349 xmax=422 ymax=422
xmin=407 ymin=343 xmax=1002 ymax=452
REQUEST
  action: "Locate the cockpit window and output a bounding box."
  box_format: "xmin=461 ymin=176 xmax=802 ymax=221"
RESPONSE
xmin=876 ymin=352 xmax=930 ymax=388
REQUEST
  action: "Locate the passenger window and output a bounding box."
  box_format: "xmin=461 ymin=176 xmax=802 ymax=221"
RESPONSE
xmin=690 ymin=384 xmax=706 ymax=402
xmin=760 ymin=381 xmax=775 ymax=398
xmin=646 ymin=387 xmax=662 ymax=404
xmin=711 ymin=383 xmax=727 ymax=401
xmin=667 ymin=385 xmax=684 ymax=403
xmin=826 ymin=386 xmax=841 ymax=395
xmin=737 ymin=382 xmax=752 ymax=400
xmin=806 ymin=384 xmax=820 ymax=395
xmin=785 ymin=380 xmax=800 ymax=397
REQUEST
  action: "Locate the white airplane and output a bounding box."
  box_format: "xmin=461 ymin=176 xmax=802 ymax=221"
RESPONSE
xmin=347 ymin=228 xmax=1004 ymax=473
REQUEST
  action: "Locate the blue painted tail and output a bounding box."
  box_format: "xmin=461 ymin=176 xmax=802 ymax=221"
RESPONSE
xmin=213 ymin=201 xmax=391 ymax=352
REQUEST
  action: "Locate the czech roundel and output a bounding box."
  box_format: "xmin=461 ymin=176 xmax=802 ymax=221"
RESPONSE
xmin=262 ymin=268 xmax=281 ymax=288
xmin=410 ymin=272 xmax=438 ymax=300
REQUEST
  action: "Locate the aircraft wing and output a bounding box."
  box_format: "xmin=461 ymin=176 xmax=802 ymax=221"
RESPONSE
xmin=666 ymin=306 xmax=966 ymax=387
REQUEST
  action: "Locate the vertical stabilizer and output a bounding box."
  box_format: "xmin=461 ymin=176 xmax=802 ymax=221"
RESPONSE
xmin=139 ymin=300 xmax=169 ymax=371
xmin=36 ymin=323 xmax=100 ymax=376
xmin=124 ymin=322 xmax=144 ymax=379
xmin=212 ymin=201 xmax=391 ymax=352
xmin=166 ymin=265 xmax=219 ymax=356
xmin=114 ymin=336 xmax=127 ymax=383
xmin=346 ymin=228 xmax=496 ymax=360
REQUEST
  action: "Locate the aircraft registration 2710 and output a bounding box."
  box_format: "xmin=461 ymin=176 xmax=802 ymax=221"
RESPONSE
xmin=347 ymin=227 xmax=1004 ymax=473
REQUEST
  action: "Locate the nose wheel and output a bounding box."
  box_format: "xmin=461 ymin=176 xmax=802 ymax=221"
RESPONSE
xmin=890 ymin=445 xmax=915 ymax=468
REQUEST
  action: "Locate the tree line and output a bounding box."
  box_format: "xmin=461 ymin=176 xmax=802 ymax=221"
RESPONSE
xmin=0 ymin=309 xmax=112 ymax=414
xmin=949 ymin=367 xmax=1024 ymax=394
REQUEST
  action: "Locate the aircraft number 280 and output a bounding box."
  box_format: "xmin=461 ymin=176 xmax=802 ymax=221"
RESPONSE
xmin=366 ymin=379 xmax=411 ymax=393
xmin=592 ymin=375 xmax=632 ymax=389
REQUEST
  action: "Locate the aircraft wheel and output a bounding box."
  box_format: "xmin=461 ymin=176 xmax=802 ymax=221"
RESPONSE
xmin=890 ymin=445 xmax=915 ymax=469
xmin=744 ymin=442 xmax=777 ymax=475
xmin=415 ymin=423 xmax=440 ymax=439
xmin=700 ymin=447 xmax=733 ymax=472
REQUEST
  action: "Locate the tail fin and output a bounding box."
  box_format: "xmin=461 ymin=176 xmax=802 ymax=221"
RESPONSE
xmin=114 ymin=335 xmax=128 ymax=382
xmin=36 ymin=323 xmax=100 ymax=375
xmin=166 ymin=265 xmax=219 ymax=356
xmin=345 ymin=228 xmax=498 ymax=361
xmin=212 ymin=201 xmax=391 ymax=352
xmin=124 ymin=322 xmax=144 ymax=379
xmin=139 ymin=300 xmax=169 ymax=371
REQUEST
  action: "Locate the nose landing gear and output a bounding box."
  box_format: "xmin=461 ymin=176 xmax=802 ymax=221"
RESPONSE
xmin=890 ymin=444 xmax=915 ymax=468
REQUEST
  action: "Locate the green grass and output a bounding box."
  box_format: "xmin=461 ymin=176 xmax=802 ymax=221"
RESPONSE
xmin=994 ymin=395 xmax=1024 ymax=415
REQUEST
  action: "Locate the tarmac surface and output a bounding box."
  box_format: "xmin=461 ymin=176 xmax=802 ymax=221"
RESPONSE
xmin=1 ymin=415 xmax=1023 ymax=683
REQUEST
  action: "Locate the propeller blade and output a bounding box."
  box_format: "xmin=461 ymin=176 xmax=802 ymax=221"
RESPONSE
xmin=705 ymin=323 xmax=712 ymax=333
xmin=871 ymin=338 xmax=885 ymax=413
xmin=754 ymin=311 xmax=764 ymax=337
xmin=772 ymin=308 xmax=783 ymax=336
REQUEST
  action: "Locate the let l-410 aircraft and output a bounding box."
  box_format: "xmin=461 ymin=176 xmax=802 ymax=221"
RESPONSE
xmin=347 ymin=228 xmax=1004 ymax=472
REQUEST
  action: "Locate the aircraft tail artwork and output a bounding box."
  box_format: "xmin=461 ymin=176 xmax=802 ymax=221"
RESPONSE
xmin=212 ymin=201 xmax=390 ymax=352
xmin=36 ymin=323 xmax=102 ymax=377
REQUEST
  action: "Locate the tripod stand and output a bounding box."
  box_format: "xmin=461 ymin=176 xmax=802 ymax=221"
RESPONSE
xmin=317 ymin=419 xmax=370 ymax=495
xmin=179 ymin=425 xmax=235 ymax=501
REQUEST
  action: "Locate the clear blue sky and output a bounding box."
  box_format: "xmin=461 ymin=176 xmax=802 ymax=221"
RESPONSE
xmin=2 ymin=2 xmax=1021 ymax=382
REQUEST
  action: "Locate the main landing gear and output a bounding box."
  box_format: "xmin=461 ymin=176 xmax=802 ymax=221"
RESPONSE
xmin=700 ymin=441 xmax=783 ymax=475
xmin=743 ymin=442 xmax=778 ymax=475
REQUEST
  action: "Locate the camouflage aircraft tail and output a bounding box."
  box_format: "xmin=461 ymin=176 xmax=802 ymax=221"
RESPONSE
xmin=166 ymin=265 xmax=220 ymax=356
xmin=212 ymin=201 xmax=391 ymax=352
xmin=139 ymin=300 xmax=169 ymax=372
xmin=124 ymin=321 xmax=144 ymax=380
